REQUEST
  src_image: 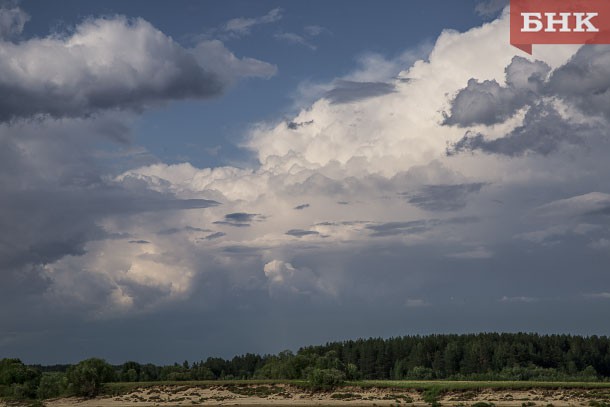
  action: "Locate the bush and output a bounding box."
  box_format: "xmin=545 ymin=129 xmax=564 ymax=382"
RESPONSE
xmin=307 ymin=368 xmax=345 ymax=390
xmin=345 ymin=363 xmax=361 ymax=380
xmin=37 ymin=372 xmax=68 ymax=399
xmin=66 ymin=358 xmax=115 ymax=398
xmin=422 ymin=386 xmax=445 ymax=407
xmin=0 ymin=358 xmax=41 ymax=399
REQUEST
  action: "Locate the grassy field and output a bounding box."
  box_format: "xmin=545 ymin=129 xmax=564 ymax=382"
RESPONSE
xmin=102 ymin=379 xmax=307 ymax=394
xmin=102 ymin=379 xmax=610 ymax=395
xmin=354 ymin=380 xmax=610 ymax=390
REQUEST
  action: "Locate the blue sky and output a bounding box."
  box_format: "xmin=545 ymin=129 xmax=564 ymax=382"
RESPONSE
xmin=2 ymin=0 xmax=610 ymax=365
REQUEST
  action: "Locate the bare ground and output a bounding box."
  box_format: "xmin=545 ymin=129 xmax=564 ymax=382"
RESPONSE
xmin=26 ymin=384 xmax=610 ymax=406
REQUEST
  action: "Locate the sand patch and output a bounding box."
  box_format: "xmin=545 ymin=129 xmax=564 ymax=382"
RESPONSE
xmin=37 ymin=384 xmax=610 ymax=406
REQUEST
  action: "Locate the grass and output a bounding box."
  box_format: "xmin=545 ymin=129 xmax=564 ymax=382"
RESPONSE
xmin=352 ymin=380 xmax=610 ymax=391
xmin=102 ymin=379 xmax=309 ymax=396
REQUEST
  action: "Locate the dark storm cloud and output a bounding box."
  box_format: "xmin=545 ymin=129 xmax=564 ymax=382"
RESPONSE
xmin=285 ymin=229 xmax=320 ymax=238
xmin=403 ymin=183 xmax=486 ymax=212
xmin=448 ymin=104 xmax=588 ymax=156
xmin=548 ymin=45 xmax=610 ymax=118
xmin=324 ymin=80 xmax=396 ymax=104
xmin=129 ymin=240 xmax=150 ymax=244
xmin=444 ymin=57 xmax=550 ymax=127
xmin=294 ymin=203 xmax=310 ymax=210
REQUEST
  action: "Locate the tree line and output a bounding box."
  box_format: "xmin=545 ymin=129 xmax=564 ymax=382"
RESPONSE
xmin=2 ymin=333 xmax=610 ymax=400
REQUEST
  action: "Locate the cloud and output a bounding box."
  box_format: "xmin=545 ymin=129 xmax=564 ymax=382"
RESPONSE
xmin=287 ymin=120 xmax=314 ymax=130
xmin=275 ymin=32 xmax=317 ymax=50
xmin=366 ymin=220 xmax=431 ymax=237
xmin=448 ymin=103 xmax=589 ymax=156
xmin=0 ymin=15 xmax=275 ymax=122
xmin=534 ymin=192 xmax=610 ymax=219
xmin=291 ymin=41 xmax=432 ymax=107
xmin=323 ymin=80 xmax=396 ymax=104
xmin=8 ymin=7 xmax=610 ymax=338
xmin=263 ymin=260 xmax=333 ymax=298
xmin=303 ymin=25 xmax=329 ymax=37
xmin=203 ymin=232 xmax=226 ymax=240
xmin=475 ymin=0 xmax=508 ymax=18
xmin=213 ymin=221 xmax=250 ymax=227
xmin=443 ymin=56 xmax=550 ymax=127
xmin=548 ymin=45 xmax=610 ymax=118
xmin=192 ymin=39 xmax=277 ymax=84
xmin=157 ymin=226 xmax=212 ymax=235
xmin=499 ymin=296 xmax=538 ymax=303
xmin=585 ymin=292 xmax=610 ymax=299
xmin=0 ymin=5 xmax=29 ymax=39
xmin=403 ymin=183 xmax=486 ymax=212
xmin=225 ymin=212 xmax=257 ymax=223
xmin=590 ymin=239 xmax=610 ymax=250
xmin=224 ymin=8 xmax=282 ymax=36
xmin=446 ymin=247 xmax=493 ymax=259
xmin=213 ymin=212 xmax=262 ymax=227
xmin=405 ymin=298 xmax=429 ymax=308
xmin=293 ymin=203 xmax=310 ymax=210
xmin=47 ymin=11 xmax=589 ymax=320
xmin=285 ymin=229 xmax=319 ymax=238
xmin=445 ymin=46 xmax=610 ymax=157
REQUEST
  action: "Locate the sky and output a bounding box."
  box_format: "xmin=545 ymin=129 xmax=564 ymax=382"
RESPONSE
xmin=1 ymin=0 xmax=610 ymax=365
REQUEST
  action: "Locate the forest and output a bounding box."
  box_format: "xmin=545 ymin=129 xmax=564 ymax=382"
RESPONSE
xmin=2 ymin=333 xmax=610 ymax=400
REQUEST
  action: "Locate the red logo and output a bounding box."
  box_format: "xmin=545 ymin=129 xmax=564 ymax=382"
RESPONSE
xmin=510 ymin=0 xmax=610 ymax=54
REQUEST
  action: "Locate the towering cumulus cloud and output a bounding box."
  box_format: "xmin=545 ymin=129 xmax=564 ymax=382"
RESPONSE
xmin=3 ymin=5 xmax=610 ymax=348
